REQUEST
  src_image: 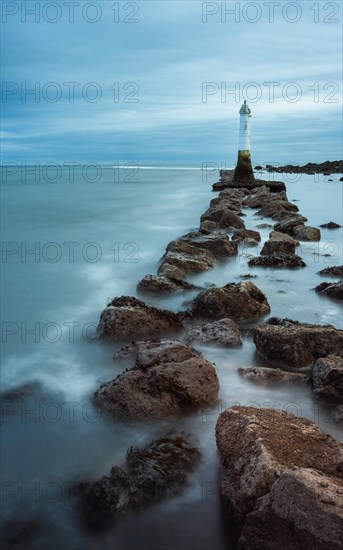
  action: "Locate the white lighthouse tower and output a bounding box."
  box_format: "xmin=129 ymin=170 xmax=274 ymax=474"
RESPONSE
xmin=233 ymin=100 xmax=255 ymax=182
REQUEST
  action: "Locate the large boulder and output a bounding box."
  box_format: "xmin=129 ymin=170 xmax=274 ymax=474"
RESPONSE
xmin=232 ymin=228 xmax=261 ymax=243
xmin=253 ymin=319 xmax=343 ymax=368
xmin=158 ymin=240 xmax=215 ymax=276
xmin=190 ymin=281 xmax=270 ymax=322
xmin=97 ymin=296 xmax=183 ymax=341
xmin=94 ymin=339 xmax=219 ymax=420
xmin=312 ymin=355 xmax=343 ymax=400
xmin=260 ymin=239 xmax=296 ymax=256
xmin=256 ymin=200 xmax=298 ymax=220
xmin=178 ymin=232 xmax=238 ymax=259
xmin=201 ymin=205 xmax=245 ymax=229
xmin=215 ymin=406 xmax=343 ymax=521
xmin=186 ymin=318 xmax=242 ymax=347
xmin=274 ymin=215 xmax=308 ymax=236
xmin=293 ymin=225 xmax=321 ymax=241
xmin=77 ymin=433 xmax=201 ymax=528
xmin=315 ymin=281 xmax=343 ymax=300
xmin=269 ymin=230 xmax=299 ymax=245
xmin=239 ymin=468 xmax=343 ymax=550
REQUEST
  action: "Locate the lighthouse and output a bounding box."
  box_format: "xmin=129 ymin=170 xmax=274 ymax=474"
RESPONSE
xmin=233 ymin=100 xmax=255 ymax=182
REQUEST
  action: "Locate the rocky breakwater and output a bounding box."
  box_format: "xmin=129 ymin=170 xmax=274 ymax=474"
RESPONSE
xmin=93 ymin=339 xmax=219 ymax=420
xmin=212 ymin=169 xmax=286 ymax=192
xmin=216 ymin=406 xmax=343 ymax=549
xmin=264 ymin=159 xmax=343 ymax=175
xmin=77 ymin=433 xmax=201 ymax=529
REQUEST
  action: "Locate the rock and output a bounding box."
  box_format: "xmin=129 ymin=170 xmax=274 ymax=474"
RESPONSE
xmin=254 ymin=165 xmax=263 ymax=170
xmin=241 ymin=238 xmax=259 ymax=248
xmin=199 ymin=220 xmax=221 ymax=234
xmin=256 ymin=223 xmax=273 ymax=229
xmin=159 ymin=240 xmax=215 ymax=275
xmin=312 ymin=356 xmax=343 ymax=400
xmin=77 ymin=433 xmax=201 ymax=528
xmin=242 ymin=187 xmax=271 ymax=208
xmin=320 ymin=221 xmax=342 ymax=229
xmin=232 ymin=228 xmax=261 ymax=243
xmin=94 ymin=339 xmax=219 ymax=420
xmin=97 ymin=296 xmax=183 ymax=341
xmin=274 ymin=215 xmax=308 ymax=236
xmin=266 ymin=160 xmax=343 ymax=174
xmin=239 ymin=468 xmax=343 ymax=550
xmin=137 ymin=275 xmax=195 ymax=294
xmin=179 ymin=232 xmax=238 ymax=259
xmin=293 ymin=225 xmax=321 ymax=241
xmin=215 ymin=406 xmax=343 ymax=521
xmin=334 ymin=405 xmax=343 ymax=422
xmin=210 ymin=197 xmax=243 ymax=215
xmin=256 ymin=200 xmax=298 ymax=220
xmin=114 ymin=338 xmax=201 ymax=365
xmin=248 ymin=254 xmax=305 ymax=268
xmin=318 ymin=265 xmax=343 ymax=277
xmin=190 ymin=281 xmax=270 ymax=322
xmin=340 ymin=177 xmax=343 ymax=182
xmin=186 ymin=318 xmax=242 ymax=347
xmin=215 ymin=172 xmax=286 ymax=193
xmin=157 ymin=263 xmax=187 ymax=281
xmin=253 ymin=319 xmax=343 ymax=368
xmin=260 ymin=239 xmax=296 ymax=256
xmin=315 ymin=281 xmax=343 ymax=300
xmin=269 ymin=231 xmax=299 ymax=245
xmin=201 ymin=203 xmax=244 ymax=227
xmin=238 ymin=366 xmax=309 ymax=383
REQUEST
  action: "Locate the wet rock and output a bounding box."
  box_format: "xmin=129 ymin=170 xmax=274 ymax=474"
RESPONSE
xmin=253 ymin=319 xmax=343 ymax=368
xmin=200 ymin=204 xmax=244 ymax=228
xmin=256 ymin=200 xmax=298 ymax=220
xmin=137 ymin=275 xmax=196 ymax=294
xmin=261 ymin=239 xmax=296 ymax=256
xmin=293 ymin=225 xmax=321 ymax=241
xmin=215 ymin=406 xmax=343 ymax=521
xmin=318 ymin=265 xmax=343 ymax=278
xmin=97 ymin=296 xmax=183 ymax=341
xmin=179 ymin=232 xmax=238 ymax=259
xmin=242 ymin=187 xmax=271 ymax=208
xmin=215 ymin=172 xmax=286 ymax=193
xmin=315 ymin=281 xmax=343 ymax=300
xmin=199 ymin=220 xmax=221 ymax=234
xmin=320 ymin=221 xmax=342 ymax=229
xmin=114 ymin=338 xmax=200 ymax=365
xmin=238 ymin=366 xmax=309 ymax=383
xmin=210 ymin=197 xmax=243 ymax=215
xmin=241 ymin=238 xmax=259 ymax=248
xmin=239 ymin=468 xmax=343 ymax=550
xmin=77 ymin=433 xmax=201 ymax=528
xmin=334 ymin=405 xmax=343 ymax=422
xmin=159 ymin=240 xmax=215 ymax=275
xmin=256 ymin=223 xmax=273 ymax=229
xmin=186 ymin=318 xmax=242 ymax=347
xmin=94 ymin=339 xmax=219 ymax=420
xmin=266 ymin=160 xmax=343 ymax=174
xmin=190 ymin=281 xmax=270 ymax=322
xmin=273 ymin=215 xmax=308 ymax=236
xmin=269 ymin=230 xmax=299 ymax=245
xmin=232 ymin=228 xmax=261 ymax=243
xmin=312 ymin=356 xmax=343 ymax=400
xmin=248 ymin=254 xmax=305 ymax=268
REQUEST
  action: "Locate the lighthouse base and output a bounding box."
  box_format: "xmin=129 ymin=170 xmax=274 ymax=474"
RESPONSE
xmin=234 ymin=150 xmax=255 ymax=182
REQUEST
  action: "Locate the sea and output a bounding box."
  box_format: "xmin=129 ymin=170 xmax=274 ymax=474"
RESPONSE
xmin=1 ymin=165 xmax=343 ymax=549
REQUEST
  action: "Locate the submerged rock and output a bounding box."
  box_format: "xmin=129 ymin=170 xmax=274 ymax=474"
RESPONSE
xmin=97 ymin=296 xmax=183 ymax=341
xmin=190 ymin=281 xmax=270 ymax=322
xmin=248 ymin=254 xmax=305 ymax=268
xmin=94 ymin=339 xmax=219 ymax=420
xmin=238 ymin=366 xmax=309 ymax=384
xmin=312 ymin=355 xmax=343 ymax=400
xmin=186 ymin=318 xmax=242 ymax=347
xmin=320 ymin=221 xmax=342 ymax=229
xmin=253 ymin=319 xmax=343 ymax=368
xmin=77 ymin=433 xmax=201 ymax=528
xmin=315 ymin=280 xmax=343 ymax=300
xmin=239 ymin=468 xmax=343 ymax=550
xmin=215 ymin=406 xmax=343 ymax=521
xmin=318 ymin=265 xmax=343 ymax=278
xmin=137 ymin=274 xmax=196 ymax=294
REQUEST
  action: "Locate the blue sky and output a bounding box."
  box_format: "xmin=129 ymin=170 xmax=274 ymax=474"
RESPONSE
xmin=1 ymin=0 xmax=342 ymax=164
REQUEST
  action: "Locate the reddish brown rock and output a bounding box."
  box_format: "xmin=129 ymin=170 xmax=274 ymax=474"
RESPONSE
xmin=97 ymin=296 xmax=183 ymax=341
xmin=253 ymin=319 xmax=343 ymax=368
xmin=190 ymin=281 xmax=270 ymax=322
xmin=215 ymin=406 xmax=343 ymax=521
xmin=94 ymin=339 xmax=219 ymax=420
xmin=312 ymin=355 xmax=343 ymax=400
xmin=186 ymin=318 xmax=242 ymax=347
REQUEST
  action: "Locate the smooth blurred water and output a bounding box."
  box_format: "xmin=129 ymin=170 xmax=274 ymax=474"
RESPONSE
xmin=1 ymin=166 xmax=342 ymax=549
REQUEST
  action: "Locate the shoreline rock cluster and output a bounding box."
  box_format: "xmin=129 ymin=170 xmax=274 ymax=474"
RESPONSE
xmin=263 ymin=160 xmax=343 ymax=175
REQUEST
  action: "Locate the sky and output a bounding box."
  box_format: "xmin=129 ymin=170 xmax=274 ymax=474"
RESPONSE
xmin=1 ymin=0 xmax=342 ymax=165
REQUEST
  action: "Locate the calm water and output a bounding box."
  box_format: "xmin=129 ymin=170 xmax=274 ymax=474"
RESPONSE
xmin=1 ymin=166 xmax=343 ymax=549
